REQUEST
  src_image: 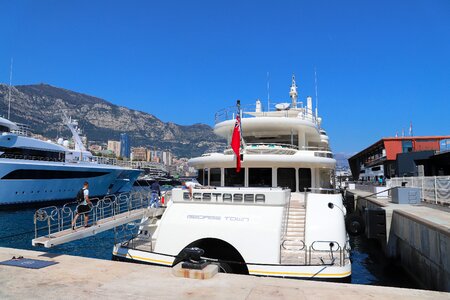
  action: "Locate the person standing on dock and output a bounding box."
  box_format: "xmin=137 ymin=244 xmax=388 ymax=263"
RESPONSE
xmin=72 ymin=182 xmax=92 ymax=229
xmin=150 ymin=181 xmax=161 ymax=208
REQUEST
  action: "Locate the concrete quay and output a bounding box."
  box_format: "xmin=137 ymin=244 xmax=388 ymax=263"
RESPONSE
xmin=346 ymin=188 xmax=450 ymax=292
xmin=0 ymin=247 xmax=448 ymax=300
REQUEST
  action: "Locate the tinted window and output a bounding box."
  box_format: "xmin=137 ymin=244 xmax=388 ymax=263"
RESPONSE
xmin=298 ymin=168 xmax=311 ymax=192
xmin=0 ymin=147 xmax=65 ymax=162
xmin=249 ymin=168 xmax=272 ymax=187
xmin=402 ymin=140 xmax=413 ymax=153
xmin=210 ymin=168 xmax=221 ymax=186
xmin=2 ymin=169 xmax=109 ymax=180
xmin=225 ymin=168 xmax=245 ymax=187
xmin=277 ymin=168 xmax=296 ymax=191
xmin=196 ymin=169 xmax=205 ymax=185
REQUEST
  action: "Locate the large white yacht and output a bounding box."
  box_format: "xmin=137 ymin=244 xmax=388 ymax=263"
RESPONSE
xmin=113 ymin=75 xmax=351 ymax=281
xmin=0 ymin=115 xmax=142 ymax=206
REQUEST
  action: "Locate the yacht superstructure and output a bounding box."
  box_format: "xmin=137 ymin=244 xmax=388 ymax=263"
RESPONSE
xmin=0 ymin=116 xmax=141 ymax=206
xmin=112 ymin=75 xmax=351 ymax=281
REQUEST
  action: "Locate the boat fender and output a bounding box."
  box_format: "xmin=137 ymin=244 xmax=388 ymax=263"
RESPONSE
xmin=345 ymin=213 xmax=365 ymax=236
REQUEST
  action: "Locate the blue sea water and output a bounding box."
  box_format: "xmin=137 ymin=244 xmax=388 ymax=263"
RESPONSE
xmin=0 ymin=205 xmax=417 ymax=288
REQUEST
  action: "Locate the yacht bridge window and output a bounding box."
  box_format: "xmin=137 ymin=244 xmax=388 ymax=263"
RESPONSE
xmin=0 ymin=147 xmax=65 ymax=162
xmin=248 ymin=168 xmax=272 ymax=187
xmin=225 ymin=168 xmax=245 ymax=187
xmin=2 ymin=169 xmax=109 ymax=180
xmin=277 ymin=168 xmax=296 ymax=192
xmin=0 ymin=125 xmax=10 ymax=133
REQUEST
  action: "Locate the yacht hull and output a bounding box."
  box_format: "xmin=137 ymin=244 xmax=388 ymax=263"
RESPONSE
xmin=0 ymin=159 xmax=141 ymax=205
xmin=112 ymin=245 xmax=352 ymax=281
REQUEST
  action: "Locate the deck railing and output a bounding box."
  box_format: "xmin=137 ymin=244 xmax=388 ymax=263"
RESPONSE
xmin=280 ymin=239 xmax=350 ymax=267
xmin=66 ymin=155 xmax=167 ymax=171
xmin=222 ymin=143 xmax=332 ymax=157
xmin=389 ymin=176 xmax=450 ymax=205
xmin=214 ymin=103 xmax=318 ymax=125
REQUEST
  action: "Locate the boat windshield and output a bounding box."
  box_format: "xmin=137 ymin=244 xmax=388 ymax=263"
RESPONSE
xmin=0 ymin=125 xmax=10 ymax=133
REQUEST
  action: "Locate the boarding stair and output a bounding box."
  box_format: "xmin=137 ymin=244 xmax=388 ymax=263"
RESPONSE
xmin=280 ymin=196 xmax=307 ymax=264
xmin=32 ymin=191 xmax=165 ymax=248
xmin=280 ymin=193 xmax=342 ymax=266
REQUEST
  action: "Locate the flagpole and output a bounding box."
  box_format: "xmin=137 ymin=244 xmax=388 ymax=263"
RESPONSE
xmin=231 ymin=100 xmax=242 ymax=172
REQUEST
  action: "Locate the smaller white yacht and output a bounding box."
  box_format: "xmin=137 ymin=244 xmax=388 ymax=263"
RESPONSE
xmin=112 ymin=75 xmax=351 ymax=281
xmin=0 ymin=114 xmax=142 ymax=206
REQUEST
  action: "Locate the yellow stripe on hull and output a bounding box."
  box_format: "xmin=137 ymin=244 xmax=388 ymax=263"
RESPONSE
xmin=113 ymin=251 xmax=173 ymax=266
xmin=114 ymin=251 xmax=351 ymax=279
xmin=249 ymin=269 xmax=351 ymax=278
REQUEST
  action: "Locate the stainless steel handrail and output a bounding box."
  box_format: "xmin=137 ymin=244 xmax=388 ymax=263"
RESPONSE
xmin=34 ymin=191 xmax=155 ymax=239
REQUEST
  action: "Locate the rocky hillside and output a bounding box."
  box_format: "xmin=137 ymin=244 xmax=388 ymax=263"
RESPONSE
xmin=0 ymin=83 xmax=226 ymax=158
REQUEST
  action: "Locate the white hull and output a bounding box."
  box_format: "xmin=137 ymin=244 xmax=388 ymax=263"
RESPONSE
xmin=113 ymin=189 xmax=351 ymax=281
xmin=0 ymin=159 xmax=141 ymax=205
xmin=112 ymin=246 xmax=351 ymax=279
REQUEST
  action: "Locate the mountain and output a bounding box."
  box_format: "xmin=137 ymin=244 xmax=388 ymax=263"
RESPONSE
xmin=334 ymin=152 xmax=353 ymax=169
xmin=0 ymin=83 xmax=226 ymax=158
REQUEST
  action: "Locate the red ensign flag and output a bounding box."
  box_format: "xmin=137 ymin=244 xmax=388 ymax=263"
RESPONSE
xmin=231 ymin=115 xmax=241 ymax=172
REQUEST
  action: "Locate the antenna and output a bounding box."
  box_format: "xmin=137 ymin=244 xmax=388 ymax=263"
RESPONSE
xmin=314 ymin=67 xmax=319 ymax=119
xmin=7 ymin=58 xmax=13 ymax=120
xmin=267 ymin=71 xmax=270 ymax=112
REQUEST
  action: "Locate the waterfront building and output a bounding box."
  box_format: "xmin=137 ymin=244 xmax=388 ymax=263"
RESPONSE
xmin=131 ymin=147 xmax=147 ymax=161
xmin=120 ymin=133 xmax=130 ymax=159
xmin=348 ymin=136 xmax=450 ymax=181
xmin=162 ymin=151 xmax=172 ymax=166
xmin=107 ymin=140 xmax=121 ymax=157
xmin=89 ymin=144 xmax=103 ymax=152
xmin=149 ymin=150 xmax=161 ymax=163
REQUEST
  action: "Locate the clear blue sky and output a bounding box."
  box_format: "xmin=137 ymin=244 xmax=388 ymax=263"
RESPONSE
xmin=1 ymin=0 xmax=449 ymax=154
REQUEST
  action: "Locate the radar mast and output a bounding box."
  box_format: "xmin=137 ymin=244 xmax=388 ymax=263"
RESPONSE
xmin=289 ymin=74 xmax=298 ymax=108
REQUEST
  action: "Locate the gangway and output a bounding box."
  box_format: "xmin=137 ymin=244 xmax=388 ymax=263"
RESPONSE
xmin=32 ymin=191 xmax=166 ymax=248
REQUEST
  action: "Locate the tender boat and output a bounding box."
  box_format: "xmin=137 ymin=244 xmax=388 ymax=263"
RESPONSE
xmin=112 ymin=75 xmax=351 ymax=281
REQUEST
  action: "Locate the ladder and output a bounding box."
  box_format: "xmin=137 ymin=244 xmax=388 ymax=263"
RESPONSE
xmin=32 ymin=191 xmax=166 ymax=248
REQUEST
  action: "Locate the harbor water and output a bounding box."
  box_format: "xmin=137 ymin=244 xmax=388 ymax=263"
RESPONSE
xmin=0 ymin=199 xmax=418 ymax=289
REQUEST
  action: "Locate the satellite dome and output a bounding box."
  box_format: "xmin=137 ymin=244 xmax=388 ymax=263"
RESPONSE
xmin=275 ymin=103 xmax=290 ymax=111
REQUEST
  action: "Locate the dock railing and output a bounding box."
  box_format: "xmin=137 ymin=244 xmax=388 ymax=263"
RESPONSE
xmin=389 ymin=176 xmax=450 ymax=205
xmin=33 ymin=190 xmax=154 ymax=239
